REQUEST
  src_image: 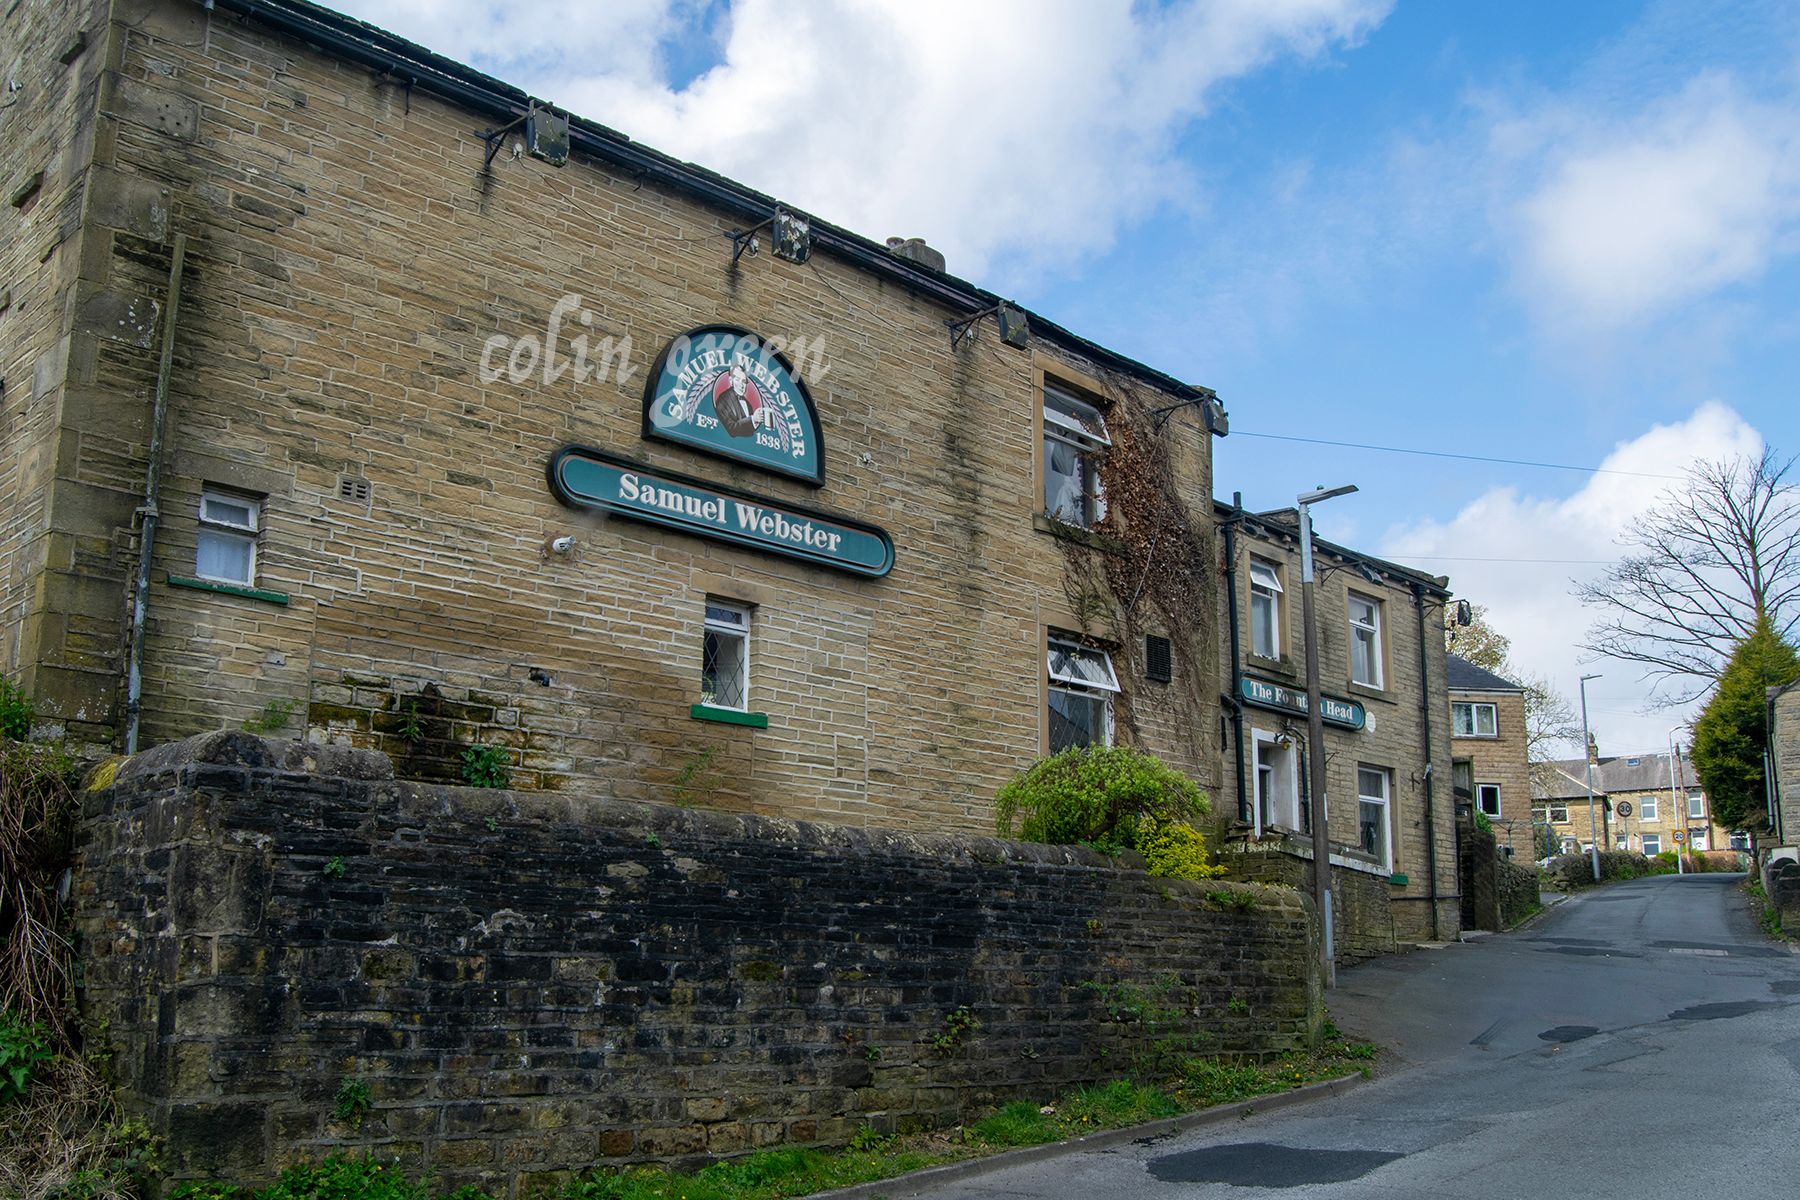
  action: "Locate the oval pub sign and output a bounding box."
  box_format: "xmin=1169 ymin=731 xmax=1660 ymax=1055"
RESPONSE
xmin=643 ymin=326 xmax=824 ymax=484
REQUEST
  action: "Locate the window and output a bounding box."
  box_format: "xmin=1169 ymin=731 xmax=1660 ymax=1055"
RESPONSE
xmin=1252 ymin=730 xmax=1301 ymax=833
xmin=1348 ymin=594 xmax=1383 ymax=687
xmin=1688 ymin=828 xmax=1710 ymax=852
xmin=1687 ymin=794 xmax=1705 ymax=820
xmin=1452 ymin=702 xmax=1498 ymax=738
xmin=700 ymin=601 xmax=750 ymax=710
xmin=1042 ymin=384 xmax=1109 ymax=528
xmin=1641 ymin=834 xmax=1661 ymax=856
xmin=1357 ymin=766 xmax=1391 ymax=868
xmin=1249 ymin=558 xmax=1283 ymax=659
xmin=196 ymin=488 xmax=260 ymax=585
xmin=1729 ymin=830 xmax=1750 ymax=851
xmin=1047 ymin=634 xmax=1119 ymax=751
xmin=1639 ymin=796 xmax=1658 ymax=821
xmin=1548 ymin=805 xmax=1569 ymax=824
xmin=1476 ymin=783 xmax=1501 ymax=818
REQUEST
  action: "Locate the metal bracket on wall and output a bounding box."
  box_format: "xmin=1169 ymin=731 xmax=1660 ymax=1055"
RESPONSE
xmin=477 ymin=113 xmax=529 ymax=168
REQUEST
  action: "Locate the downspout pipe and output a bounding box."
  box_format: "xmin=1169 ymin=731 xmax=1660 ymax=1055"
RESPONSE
xmin=1411 ymin=582 xmax=1442 ymax=940
xmin=1224 ymin=493 xmax=1248 ymax=824
xmin=124 ymin=233 xmax=187 ymax=755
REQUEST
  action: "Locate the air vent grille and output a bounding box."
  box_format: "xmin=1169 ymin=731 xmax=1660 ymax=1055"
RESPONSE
xmin=337 ymin=474 xmax=371 ymax=504
xmin=1145 ymin=635 xmax=1173 ymax=683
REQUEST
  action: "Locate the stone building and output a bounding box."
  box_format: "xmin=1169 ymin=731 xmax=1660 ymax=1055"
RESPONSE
xmin=1445 ymin=654 xmax=1532 ymax=860
xmin=1769 ymin=682 xmax=1800 ymax=851
xmin=1213 ymin=500 xmax=1461 ymax=952
xmin=1 ymin=0 xmax=1229 ymax=831
xmin=1533 ymin=752 xmax=1735 ymax=857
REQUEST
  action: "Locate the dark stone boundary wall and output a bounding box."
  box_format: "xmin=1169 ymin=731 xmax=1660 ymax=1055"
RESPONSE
xmin=1216 ymin=843 xmax=1397 ymax=965
xmin=74 ymin=733 xmax=1321 ymax=1196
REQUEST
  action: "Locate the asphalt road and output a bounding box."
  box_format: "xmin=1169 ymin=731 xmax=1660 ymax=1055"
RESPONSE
xmin=905 ymin=873 xmax=1800 ymax=1199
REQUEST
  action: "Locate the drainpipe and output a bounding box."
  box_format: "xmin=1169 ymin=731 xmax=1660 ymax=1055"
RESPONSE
xmin=1224 ymin=493 xmax=1248 ymax=823
xmin=123 ymin=233 xmax=187 ymax=755
xmin=1411 ymin=582 xmax=1441 ymax=940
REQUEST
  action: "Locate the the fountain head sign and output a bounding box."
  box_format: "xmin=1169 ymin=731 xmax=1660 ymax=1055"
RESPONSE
xmin=1239 ymin=676 xmax=1366 ymax=731
xmin=548 ymin=446 xmax=893 ymax=578
xmin=643 ymin=326 xmax=824 ymax=484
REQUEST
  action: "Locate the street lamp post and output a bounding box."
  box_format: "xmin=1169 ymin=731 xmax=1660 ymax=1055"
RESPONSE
xmin=1667 ymin=727 xmax=1685 ymax=876
xmin=1299 ymin=482 xmax=1357 ymax=992
xmin=1579 ymin=673 xmax=1602 ymax=882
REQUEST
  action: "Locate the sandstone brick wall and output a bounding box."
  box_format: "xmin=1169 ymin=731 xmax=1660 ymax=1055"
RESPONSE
xmin=75 ymin=732 xmax=1319 ymax=1195
xmin=1215 ymin=515 xmax=1460 ymax=943
xmin=0 ymin=0 xmax=110 ymax=697
xmin=1775 ymin=687 xmax=1800 ymax=846
xmin=1218 ymin=842 xmax=1397 ymax=965
xmin=1449 ymin=686 xmax=1533 ymax=860
xmin=12 ymin=0 xmax=1220 ymax=832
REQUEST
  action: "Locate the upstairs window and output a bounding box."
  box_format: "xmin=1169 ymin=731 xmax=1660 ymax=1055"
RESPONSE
xmin=1047 ymin=634 xmax=1119 ymax=752
xmin=1547 ymin=804 xmax=1569 ymax=824
xmin=196 ymin=489 xmax=260 ymax=586
xmin=1348 ymin=593 xmax=1383 ymax=688
xmin=1043 ymin=384 xmax=1109 ymax=528
xmin=1249 ymin=558 xmax=1283 ymax=659
xmin=1452 ymin=701 xmax=1498 ymax=737
xmin=1687 ymin=793 xmax=1705 ymax=820
xmin=701 ymin=601 xmax=750 ymax=711
xmin=1639 ymin=796 xmax=1658 ymax=821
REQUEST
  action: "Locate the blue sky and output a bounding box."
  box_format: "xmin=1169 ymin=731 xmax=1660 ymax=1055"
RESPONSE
xmin=336 ymin=0 xmax=1800 ymax=755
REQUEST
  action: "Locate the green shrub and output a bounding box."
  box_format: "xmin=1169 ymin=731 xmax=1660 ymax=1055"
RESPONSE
xmin=1136 ymin=816 xmax=1226 ymax=880
xmin=995 ymin=745 xmax=1209 ymax=871
xmin=0 ymin=676 xmax=30 ymax=742
xmin=172 ymin=1154 xmax=498 ymax=1200
xmin=0 ymin=1009 xmax=54 ymax=1103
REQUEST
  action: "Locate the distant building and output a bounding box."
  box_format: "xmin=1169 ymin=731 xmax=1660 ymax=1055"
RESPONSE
xmin=1533 ymin=752 xmax=1738 ymax=856
xmin=1445 ymin=654 xmax=1532 ymax=860
xmin=1768 ymin=681 xmax=1800 ymax=851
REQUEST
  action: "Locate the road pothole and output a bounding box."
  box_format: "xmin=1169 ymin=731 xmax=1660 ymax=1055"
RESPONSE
xmin=1770 ymin=981 xmax=1800 ymax=996
xmin=1148 ymin=1143 xmax=1404 ymax=1187
xmin=1539 ymin=1025 xmax=1599 ymax=1042
xmin=1538 ymin=946 xmax=1634 ymax=957
xmin=1668 ymin=1001 xmax=1781 ymax=1021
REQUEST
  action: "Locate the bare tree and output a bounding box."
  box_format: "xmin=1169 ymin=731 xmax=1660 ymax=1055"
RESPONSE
xmin=1576 ymin=448 xmax=1800 ymax=703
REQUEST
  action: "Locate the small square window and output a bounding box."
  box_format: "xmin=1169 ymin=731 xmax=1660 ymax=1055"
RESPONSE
xmin=701 ymin=601 xmax=750 ymax=711
xmin=1048 ymin=634 xmax=1118 ymax=752
xmin=196 ymin=488 xmax=260 ymax=586
xmin=1641 ymin=834 xmax=1661 ymax=856
xmin=1043 ymin=384 xmax=1109 ymax=529
xmin=1477 ymin=783 xmax=1501 ymax=818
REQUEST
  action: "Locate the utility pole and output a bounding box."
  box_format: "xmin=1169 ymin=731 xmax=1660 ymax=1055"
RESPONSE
xmin=1580 ymin=674 xmax=1603 ymax=882
xmin=1299 ymin=483 xmax=1357 ymax=992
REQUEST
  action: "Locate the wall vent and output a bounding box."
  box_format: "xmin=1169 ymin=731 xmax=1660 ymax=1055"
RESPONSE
xmin=1145 ymin=635 xmax=1173 ymax=683
xmin=337 ymin=474 xmax=371 ymax=504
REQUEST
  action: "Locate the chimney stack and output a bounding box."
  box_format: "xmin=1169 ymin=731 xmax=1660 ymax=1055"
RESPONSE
xmin=885 ymin=236 xmax=946 ymax=274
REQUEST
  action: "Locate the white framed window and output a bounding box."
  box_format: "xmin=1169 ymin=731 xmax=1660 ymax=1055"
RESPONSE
xmin=1548 ymin=804 xmax=1569 ymax=824
xmin=1452 ymin=702 xmax=1498 ymax=738
xmin=1477 ymin=783 xmax=1501 ymax=818
xmin=196 ymin=488 xmax=261 ymax=585
xmin=1729 ymin=830 xmax=1750 ymax=851
xmin=1687 ymin=794 xmax=1705 ymax=820
xmin=700 ymin=600 xmax=750 ymax=710
xmin=1251 ymin=729 xmax=1302 ymax=834
xmin=1357 ymin=765 xmax=1391 ymax=869
xmin=1348 ymin=593 xmax=1383 ymax=688
xmin=1639 ymin=796 xmax=1658 ymax=821
xmin=1042 ymin=383 xmax=1109 ymax=529
xmin=1641 ymin=834 xmax=1661 ymax=856
xmin=1249 ymin=558 xmax=1283 ymax=659
xmin=1047 ymin=633 xmax=1118 ymax=751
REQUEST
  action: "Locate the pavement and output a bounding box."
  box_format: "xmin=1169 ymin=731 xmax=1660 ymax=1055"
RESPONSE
xmin=866 ymin=872 xmax=1800 ymax=1199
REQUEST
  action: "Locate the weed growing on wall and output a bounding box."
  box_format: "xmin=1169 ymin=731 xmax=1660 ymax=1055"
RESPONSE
xmin=0 ymin=676 xmax=32 ymax=742
xmin=332 ymin=1079 xmax=371 ymax=1128
xmin=460 ymin=744 xmax=511 ymax=789
xmin=241 ymin=699 xmax=296 ymax=735
xmin=0 ymin=1008 xmax=53 ymax=1103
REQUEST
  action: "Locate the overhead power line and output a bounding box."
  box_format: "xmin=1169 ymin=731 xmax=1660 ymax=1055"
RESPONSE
xmin=1231 ymin=430 xmax=1685 ymax=481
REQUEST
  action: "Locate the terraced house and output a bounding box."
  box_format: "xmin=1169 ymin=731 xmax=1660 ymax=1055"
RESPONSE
xmin=1 ymin=0 xmax=1232 ymax=830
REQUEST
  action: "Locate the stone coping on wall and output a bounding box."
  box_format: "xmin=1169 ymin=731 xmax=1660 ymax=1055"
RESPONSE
xmin=1225 ymin=833 xmax=1393 ymax=878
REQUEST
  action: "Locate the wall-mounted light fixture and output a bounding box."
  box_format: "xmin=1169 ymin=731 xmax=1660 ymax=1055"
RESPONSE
xmin=946 ymin=301 xmax=1029 ymax=351
xmin=1151 ymin=389 xmax=1229 ymax=436
xmin=729 ymin=208 xmax=811 ymax=265
xmin=544 ymin=535 xmax=576 ymax=557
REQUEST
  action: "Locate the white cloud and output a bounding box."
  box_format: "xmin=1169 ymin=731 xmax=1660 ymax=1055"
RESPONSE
xmin=1379 ymin=402 xmax=1765 ymax=757
xmin=335 ymin=0 xmax=1393 ymax=280
xmin=1497 ymin=74 xmax=1800 ymax=334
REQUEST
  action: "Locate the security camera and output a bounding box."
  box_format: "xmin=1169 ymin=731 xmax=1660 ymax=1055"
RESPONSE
xmin=547 ymin=535 xmax=576 ymax=555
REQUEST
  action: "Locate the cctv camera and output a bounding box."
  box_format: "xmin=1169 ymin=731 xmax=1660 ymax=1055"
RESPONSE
xmin=548 ymin=535 xmax=576 ymax=555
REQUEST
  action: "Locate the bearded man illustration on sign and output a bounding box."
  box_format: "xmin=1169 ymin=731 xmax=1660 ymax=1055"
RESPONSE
xmin=713 ymin=360 xmax=779 ymax=440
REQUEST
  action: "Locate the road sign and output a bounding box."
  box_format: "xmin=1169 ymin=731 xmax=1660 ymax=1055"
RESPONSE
xmin=1672 ymin=830 xmax=1686 ymax=843
xmin=1616 ymin=800 xmax=1633 ymax=817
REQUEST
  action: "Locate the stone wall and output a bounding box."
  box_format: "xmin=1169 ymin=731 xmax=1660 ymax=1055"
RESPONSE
xmin=1495 ymin=854 xmax=1539 ymax=929
xmin=1773 ymin=686 xmax=1800 ymax=846
xmin=1217 ymin=842 xmax=1397 ymax=965
xmin=75 ymin=733 xmax=1320 ymax=1195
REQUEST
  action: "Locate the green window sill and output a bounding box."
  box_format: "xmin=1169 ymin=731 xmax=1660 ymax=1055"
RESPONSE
xmin=167 ymin=575 xmax=290 ymax=605
xmin=690 ymin=704 xmax=768 ymax=728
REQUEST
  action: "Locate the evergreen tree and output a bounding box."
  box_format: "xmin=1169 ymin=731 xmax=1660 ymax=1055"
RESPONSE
xmin=1690 ymin=617 xmax=1800 ymax=837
